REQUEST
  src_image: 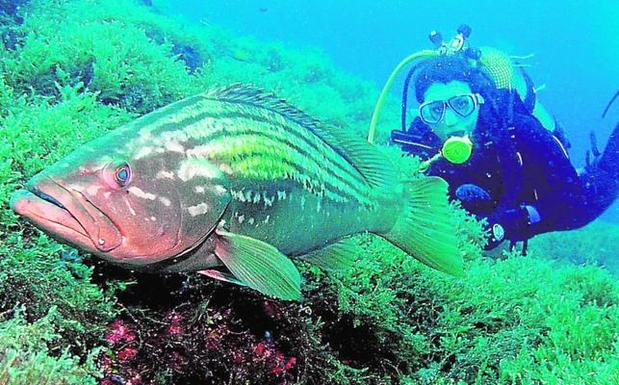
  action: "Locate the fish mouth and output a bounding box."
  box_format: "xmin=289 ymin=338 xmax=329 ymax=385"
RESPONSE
xmin=10 ymin=176 xmax=122 ymax=253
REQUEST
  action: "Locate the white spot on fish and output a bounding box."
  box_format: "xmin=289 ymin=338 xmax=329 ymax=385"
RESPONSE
xmin=165 ymin=141 xmax=185 ymax=153
xmin=178 ymin=161 xmax=222 ymax=181
xmin=185 ymin=144 xmax=210 ymax=158
xmin=263 ymin=215 xmax=270 ymax=224
xmin=134 ymin=147 xmax=153 ymax=160
xmin=129 ymin=186 xmax=157 ymax=200
xmin=98 ymin=239 xmax=105 ymax=245
xmin=124 ymin=198 xmax=136 ymax=215
xmin=219 ymin=163 xmax=233 ymax=174
xmin=187 ymin=202 xmax=209 ymax=216
xmin=263 ymin=192 xmax=274 ymax=207
xmin=232 ymin=190 xmax=246 ymax=202
xmin=213 ymin=185 xmax=227 ymax=196
xmin=150 ymin=216 xmax=157 ymax=221
xmin=238 ymin=214 xmax=245 ymax=224
xmin=248 ymin=217 xmax=255 ymax=225
xmin=159 ymin=197 xmax=171 ymax=206
xmin=156 ymin=170 xmax=175 ymax=180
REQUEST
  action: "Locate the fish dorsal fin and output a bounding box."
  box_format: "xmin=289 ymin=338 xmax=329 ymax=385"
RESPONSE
xmin=205 ymin=84 xmax=326 ymax=137
xmin=206 ymin=84 xmax=397 ymax=190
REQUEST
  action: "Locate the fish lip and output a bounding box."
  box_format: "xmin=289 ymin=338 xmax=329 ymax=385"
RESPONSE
xmin=46 ymin=178 xmax=123 ymax=252
xmin=29 ymin=184 xmax=67 ymax=211
xmin=11 ymin=187 xmax=93 ymax=250
xmin=12 ymin=177 xmax=122 ymax=253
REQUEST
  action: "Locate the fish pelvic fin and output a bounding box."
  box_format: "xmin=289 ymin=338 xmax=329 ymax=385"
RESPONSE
xmin=213 ymin=228 xmax=302 ymax=301
xmin=382 ymin=176 xmax=464 ymax=276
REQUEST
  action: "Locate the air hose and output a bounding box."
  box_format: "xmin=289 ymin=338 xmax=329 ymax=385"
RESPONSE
xmin=367 ymin=50 xmax=437 ymax=144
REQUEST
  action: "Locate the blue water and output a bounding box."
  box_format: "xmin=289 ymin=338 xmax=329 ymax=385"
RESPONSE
xmin=168 ymin=0 xmax=619 ymax=221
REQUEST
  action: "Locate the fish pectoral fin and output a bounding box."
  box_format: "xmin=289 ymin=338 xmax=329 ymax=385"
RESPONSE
xmin=198 ymin=269 xmax=246 ymax=286
xmin=214 ymin=229 xmax=302 ymax=301
xmin=298 ymin=236 xmax=364 ymax=272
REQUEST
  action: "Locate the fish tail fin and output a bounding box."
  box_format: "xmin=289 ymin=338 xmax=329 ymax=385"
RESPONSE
xmin=381 ymin=176 xmax=464 ymax=276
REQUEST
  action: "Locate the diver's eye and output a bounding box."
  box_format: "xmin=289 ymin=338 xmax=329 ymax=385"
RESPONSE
xmin=114 ymin=164 xmax=131 ymax=187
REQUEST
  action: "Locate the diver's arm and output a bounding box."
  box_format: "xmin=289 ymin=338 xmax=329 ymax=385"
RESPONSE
xmin=390 ymin=117 xmax=442 ymax=160
xmin=487 ymin=114 xmax=584 ymax=244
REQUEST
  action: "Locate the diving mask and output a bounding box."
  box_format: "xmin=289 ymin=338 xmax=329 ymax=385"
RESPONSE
xmin=419 ymin=93 xmax=484 ymax=125
xmin=441 ymin=135 xmax=473 ymax=164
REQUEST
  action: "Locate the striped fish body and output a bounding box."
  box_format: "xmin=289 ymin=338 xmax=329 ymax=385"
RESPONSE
xmin=192 ymin=104 xmax=400 ymax=256
xmin=11 ymin=85 xmax=462 ymax=300
xmin=117 ymin=86 xmax=402 ymax=256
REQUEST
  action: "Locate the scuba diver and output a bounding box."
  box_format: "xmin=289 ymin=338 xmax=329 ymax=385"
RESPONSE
xmin=371 ymin=25 xmax=619 ymax=252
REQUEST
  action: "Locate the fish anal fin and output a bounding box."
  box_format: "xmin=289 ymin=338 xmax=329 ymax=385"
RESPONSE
xmin=214 ymin=228 xmax=302 ymax=301
xmin=198 ymin=269 xmax=246 ymax=286
xmin=298 ymin=237 xmax=365 ymax=272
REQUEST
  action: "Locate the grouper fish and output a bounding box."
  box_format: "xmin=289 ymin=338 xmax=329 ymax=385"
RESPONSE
xmin=10 ymin=85 xmax=463 ymax=300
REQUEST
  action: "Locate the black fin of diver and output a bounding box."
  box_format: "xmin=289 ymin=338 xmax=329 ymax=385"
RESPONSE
xmin=590 ymin=130 xmax=601 ymax=158
xmin=206 ymin=84 xmax=396 ymax=189
xmin=602 ymin=90 xmax=619 ymax=119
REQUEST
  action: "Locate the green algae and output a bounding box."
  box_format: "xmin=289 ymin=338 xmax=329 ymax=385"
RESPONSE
xmin=0 ymin=0 xmax=618 ymax=384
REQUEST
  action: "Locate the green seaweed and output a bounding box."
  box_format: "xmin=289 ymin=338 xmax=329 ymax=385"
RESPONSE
xmin=0 ymin=0 xmax=618 ymax=384
xmin=0 ymin=307 xmax=100 ymax=385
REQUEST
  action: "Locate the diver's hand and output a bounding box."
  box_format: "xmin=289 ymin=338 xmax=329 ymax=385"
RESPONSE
xmin=484 ymin=205 xmax=540 ymax=250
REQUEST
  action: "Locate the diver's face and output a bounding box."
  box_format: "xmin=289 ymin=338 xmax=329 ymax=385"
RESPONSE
xmin=421 ymin=81 xmax=480 ymax=141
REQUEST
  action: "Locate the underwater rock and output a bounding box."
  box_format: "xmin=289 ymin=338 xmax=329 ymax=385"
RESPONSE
xmin=115 ymin=85 xmax=147 ymax=112
xmin=266 ymin=50 xmax=284 ymax=72
xmin=172 ymin=42 xmax=204 ymax=73
xmin=1 ymin=29 xmax=24 ymax=51
xmin=0 ymin=0 xmax=29 ymax=24
xmin=142 ymin=27 xmax=206 ymax=74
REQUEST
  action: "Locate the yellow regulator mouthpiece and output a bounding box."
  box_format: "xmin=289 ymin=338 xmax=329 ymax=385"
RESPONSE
xmin=441 ymin=135 xmax=473 ymax=164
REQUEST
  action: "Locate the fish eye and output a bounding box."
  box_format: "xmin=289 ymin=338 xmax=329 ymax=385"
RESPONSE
xmin=114 ymin=163 xmax=131 ymax=187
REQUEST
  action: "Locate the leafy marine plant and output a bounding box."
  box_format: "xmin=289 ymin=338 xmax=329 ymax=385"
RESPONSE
xmin=0 ymin=1 xmax=618 ymax=385
xmin=0 ymin=307 xmax=100 ymax=385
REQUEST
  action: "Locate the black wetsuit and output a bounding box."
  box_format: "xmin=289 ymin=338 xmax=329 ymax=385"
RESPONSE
xmin=393 ymin=91 xmax=619 ymax=248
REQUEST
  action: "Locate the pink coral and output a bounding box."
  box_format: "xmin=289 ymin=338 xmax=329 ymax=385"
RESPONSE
xmin=118 ymin=347 xmax=139 ymax=362
xmin=254 ymin=340 xmax=297 ymax=376
xmin=167 ymin=311 xmax=184 ymax=336
xmin=105 ymin=319 xmax=136 ymax=345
